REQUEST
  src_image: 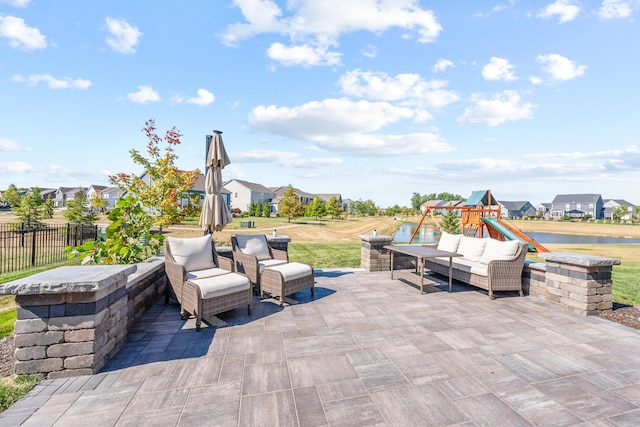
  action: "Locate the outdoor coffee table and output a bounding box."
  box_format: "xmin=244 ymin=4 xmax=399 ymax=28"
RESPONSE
xmin=384 ymin=245 xmax=462 ymax=293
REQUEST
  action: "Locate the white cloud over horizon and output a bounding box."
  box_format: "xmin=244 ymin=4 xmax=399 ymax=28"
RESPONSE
xmin=538 ymin=0 xmax=581 ymax=23
xmin=125 ymin=85 xmax=160 ymax=103
xmin=0 ymin=14 xmax=46 ymax=50
xmin=12 ymin=74 xmax=91 ymax=89
xmin=105 ymin=17 xmax=142 ymax=54
xmin=482 ymin=57 xmax=518 ymax=81
xmin=457 ymin=90 xmax=535 ymax=126
xmin=537 ymin=53 xmax=587 ymax=81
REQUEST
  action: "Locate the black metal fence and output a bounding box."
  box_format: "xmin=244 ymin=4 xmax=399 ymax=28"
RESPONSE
xmin=0 ymin=223 xmax=98 ymax=275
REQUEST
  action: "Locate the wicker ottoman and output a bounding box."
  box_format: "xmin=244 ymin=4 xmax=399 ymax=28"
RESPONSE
xmin=260 ymin=262 xmax=314 ymax=306
xmin=186 ymin=273 xmax=252 ymax=331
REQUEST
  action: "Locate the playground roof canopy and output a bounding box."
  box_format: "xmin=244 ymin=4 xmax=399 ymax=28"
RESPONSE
xmin=463 ymin=190 xmax=496 ymax=207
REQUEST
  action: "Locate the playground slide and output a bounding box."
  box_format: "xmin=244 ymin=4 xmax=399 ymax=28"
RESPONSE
xmin=481 ymin=217 xmax=549 ymax=252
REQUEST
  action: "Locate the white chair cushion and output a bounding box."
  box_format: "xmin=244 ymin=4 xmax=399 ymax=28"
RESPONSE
xmin=187 ymin=267 xmax=230 ymax=281
xmin=479 ymin=239 xmax=519 ymax=264
xmin=190 ymin=272 xmax=251 ymax=299
xmin=258 ymin=259 xmax=288 ymax=273
xmin=264 ymin=262 xmax=312 ymax=281
xmin=437 ymin=231 xmax=461 ymax=253
xmin=235 ymin=235 xmax=272 ymax=261
xmin=457 ymin=236 xmax=487 ymax=262
xmin=168 ymin=235 xmax=216 ymax=272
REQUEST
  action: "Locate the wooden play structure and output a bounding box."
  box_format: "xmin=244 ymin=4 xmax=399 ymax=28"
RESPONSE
xmin=409 ymin=190 xmax=549 ymax=252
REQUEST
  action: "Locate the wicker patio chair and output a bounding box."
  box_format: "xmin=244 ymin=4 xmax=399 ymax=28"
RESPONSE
xmin=164 ymin=235 xmax=251 ymax=331
xmin=231 ymin=234 xmax=289 ymax=293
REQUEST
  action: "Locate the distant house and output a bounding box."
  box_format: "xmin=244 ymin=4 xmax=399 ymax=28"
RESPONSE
xmin=87 ymin=185 xmax=122 ymax=210
xmin=420 ymin=200 xmax=463 ymax=216
xmin=225 ymin=179 xmax=275 ymax=213
xmin=270 ymin=186 xmax=315 ymax=215
xmin=341 ymin=198 xmax=352 ymax=212
xmin=315 ymin=193 xmax=344 ymax=210
xmin=550 ymin=194 xmax=604 ymax=219
xmin=603 ymin=199 xmax=635 ymax=220
xmin=189 ymin=173 xmax=230 ymax=208
xmin=498 ymin=201 xmax=537 ymax=219
xmin=39 ymin=188 xmax=57 ymax=202
xmin=54 ymin=187 xmax=87 ymax=208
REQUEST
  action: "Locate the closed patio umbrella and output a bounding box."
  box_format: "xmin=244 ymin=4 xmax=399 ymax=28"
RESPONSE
xmin=199 ymin=130 xmax=232 ymax=233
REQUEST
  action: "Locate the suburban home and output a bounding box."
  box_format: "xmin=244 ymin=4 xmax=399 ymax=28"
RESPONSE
xmin=603 ymin=199 xmax=636 ymax=221
xmin=420 ymin=200 xmax=463 ymax=216
xmin=225 ymin=179 xmax=275 ymax=213
xmin=188 ymin=173 xmax=231 ymax=209
xmin=498 ymin=201 xmax=537 ymax=219
xmin=270 ymin=186 xmax=317 ymax=216
xmin=550 ymin=194 xmax=604 ymax=219
xmin=39 ymin=188 xmax=57 ymax=202
xmin=87 ymin=185 xmax=122 ymax=210
xmin=316 ymin=193 xmax=344 ymax=208
xmin=54 ymin=187 xmax=87 ymax=208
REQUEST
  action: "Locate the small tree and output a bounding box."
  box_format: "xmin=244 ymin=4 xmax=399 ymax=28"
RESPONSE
xmin=306 ymin=197 xmax=326 ymax=220
xmin=263 ymin=200 xmax=271 ymax=217
xmin=91 ymin=190 xmax=109 ymax=213
xmin=66 ymin=197 xmax=163 ymax=265
xmin=326 ymin=196 xmax=342 ymax=218
xmin=63 ymin=190 xmax=98 ymax=224
xmin=109 ymin=119 xmax=199 ymax=231
xmin=248 ymin=200 xmax=256 ymax=216
xmin=440 ymin=210 xmax=461 ymax=234
xmin=12 ymin=187 xmax=53 ymax=226
xmin=255 ymin=200 xmax=263 ymax=217
xmin=278 ymin=185 xmax=305 ymax=223
xmin=613 ymin=205 xmax=628 ymax=222
xmin=2 ymin=184 xmax=23 ymax=207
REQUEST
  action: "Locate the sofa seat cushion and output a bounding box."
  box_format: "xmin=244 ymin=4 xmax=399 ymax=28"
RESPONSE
xmin=457 ymin=236 xmax=487 ymax=262
xmin=263 ymin=262 xmax=313 ymax=281
xmin=437 ymin=231 xmax=462 ymax=253
xmin=168 ymin=235 xmax=216 ymax=272
xmin=187 ymin=267 xmax=230 ymax=281
xmin=235 ymin=235 xmax=272 ymax=261
xmin=258 ymin=259 xmax=288 ymax=273
xmin=480 ymin=239 xmax=520 ymax=264
xmin=189 ymin=273 xmax=251 ymax=300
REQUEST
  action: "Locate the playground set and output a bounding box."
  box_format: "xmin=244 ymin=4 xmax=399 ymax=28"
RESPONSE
xmin=409 ymin=189 xmax=549 ymax=252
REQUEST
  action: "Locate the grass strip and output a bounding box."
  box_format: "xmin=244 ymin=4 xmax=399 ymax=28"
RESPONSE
xmin=0 ymin=375 xmax=40 ymax=412
xmin=289 ymin=243 xmax=361 ymax=269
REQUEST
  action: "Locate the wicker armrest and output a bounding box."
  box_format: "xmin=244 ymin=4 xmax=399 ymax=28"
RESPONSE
xmin=217 ymin=256 xmax=234 ymax=272
xmin=164 ymin=258 xmax=186 ymax=301
xmin=233 ymin=250 xmax=259 ymax=282
xmin=272 ymin=248 xmax=289 ymax=262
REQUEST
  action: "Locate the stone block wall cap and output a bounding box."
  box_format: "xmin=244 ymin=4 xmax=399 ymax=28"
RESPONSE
xmin=359 ymin=234 xmax=394 ymax=242
xmin=266 ymin=235 xmax=291 ymax=243
xmin=0 ymin=265 xmax=137 ymax=296
xmin=539 ymin=252 xmax=621 ymax=267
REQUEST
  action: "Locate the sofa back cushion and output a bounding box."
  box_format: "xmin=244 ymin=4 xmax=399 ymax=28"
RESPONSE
xmin=235 ymin=235 xmax=272 ymax=261
xmin=168 ymin=235 xmax=216 ymax=272
xmin=457 ymin=236 xmax=487 ymax=262
xmin=479 ymin=239 xmax=520 ymax=264
xmin=437 ymin=231 xmax=462 ymax=253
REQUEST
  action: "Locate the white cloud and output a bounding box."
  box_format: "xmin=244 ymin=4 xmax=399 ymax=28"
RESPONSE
xmin=482 ymin=57 xmax=518 ymax=81
xmin=267 ymin=42 xmax=342 ymax=67
xmin=0 ymin=0 xmax=31 ymax=7
xmin=537 ymin=53 xmax=587 ymax=81
xmin=232 ymin=149 xmax=342 ymax=168
xmin=0 ymin=161 xmax=33 ymax=174
xmin=126 ymin=85 xmax=160 ymax=103
xmin=362 ymin=44 xmax=377 ymax=58
xmin=187 ymin=88 xmax=215 ymax=106
xmin=457 ymin=90 xmax=535 ymax=127
xmin=537 ymin=0 xmax=581 ymax=23
xmin=0 ymin=137 xmax=24 ymax=151
xmin=247 ymin=97 xmax=454 ymax=156
xmin=223 ymin=0 xmax=442 ymax=66
xmin=249 ymin=97 xmax=416 ymax=139
xmin=433 ymin=58 xmax=453 ymax=72
xmin=598 ymin=0 xmax=634 ymax=19
xmin=338 ymin=69 xmax=459 ymax=108
xmin=12 ymin=74 xmax=91 ymax=89
xmin=105 ymin=17 xmax=142 ymax=54
xmin=0 ymin=15 xmax=46 ymax=50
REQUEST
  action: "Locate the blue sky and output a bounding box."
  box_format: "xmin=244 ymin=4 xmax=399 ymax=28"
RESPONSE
xmin=1 ymin=0 xmax=639 ymax=208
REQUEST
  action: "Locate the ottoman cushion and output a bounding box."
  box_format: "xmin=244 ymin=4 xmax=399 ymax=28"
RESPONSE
xmin=187 ymin=267 xmax=231 ymax=281
xmin=189 ymin=273 xmax=251 ymax=299
xmin=264 ymin=262 xmax=313 ymax=281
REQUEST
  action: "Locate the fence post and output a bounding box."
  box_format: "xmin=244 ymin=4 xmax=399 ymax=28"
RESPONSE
xmin=66 ymin=223 xmax=71 ymax=246
xmin=30 ymin=227 xmax=36 ymax=267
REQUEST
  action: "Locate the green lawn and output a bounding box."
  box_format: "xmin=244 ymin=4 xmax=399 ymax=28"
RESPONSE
xmin=289 ymin=243 xmax=361 ymax=269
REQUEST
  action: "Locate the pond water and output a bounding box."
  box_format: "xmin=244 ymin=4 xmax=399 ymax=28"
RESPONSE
xmin=392 ymin=223 xmax=640 ymax=245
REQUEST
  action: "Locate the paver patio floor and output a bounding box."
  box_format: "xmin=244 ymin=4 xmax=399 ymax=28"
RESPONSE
xmin=2 ymin=269 xmax=640 ymax=426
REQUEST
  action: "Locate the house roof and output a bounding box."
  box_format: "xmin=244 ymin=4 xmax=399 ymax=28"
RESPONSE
xmin=272 ymin=186 xmax=315 ymax=200
xmin=603 ymin=199 xmax=635 ymax=207
xmin=226 ymin=179 xmax=274 ymax=194
xmin=552 ymin=194 xmax=602 ymax=204
xmin=315 ymin=194 xmax=342 ymax=202
xmin=498 ymin=201 xmax=531 ymax=211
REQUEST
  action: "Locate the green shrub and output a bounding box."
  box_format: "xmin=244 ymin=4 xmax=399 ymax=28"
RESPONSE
xmin=0 ymin=375 xmax=40 ymax=411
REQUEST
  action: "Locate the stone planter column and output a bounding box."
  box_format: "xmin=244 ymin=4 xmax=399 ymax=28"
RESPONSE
xmin=1 ymin=265 xmax=136 ymax=379
xmin=359 ymin=234 xmax=393 ymax=272
xmin=539 ymin=252 xmax=619 ymax=315
xmin=267 ymin=235 xmax=291 ymax=252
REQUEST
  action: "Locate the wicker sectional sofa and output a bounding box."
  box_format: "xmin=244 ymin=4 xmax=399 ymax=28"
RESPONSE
xmin=424 ymin=231 xmax=528 ymax=299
